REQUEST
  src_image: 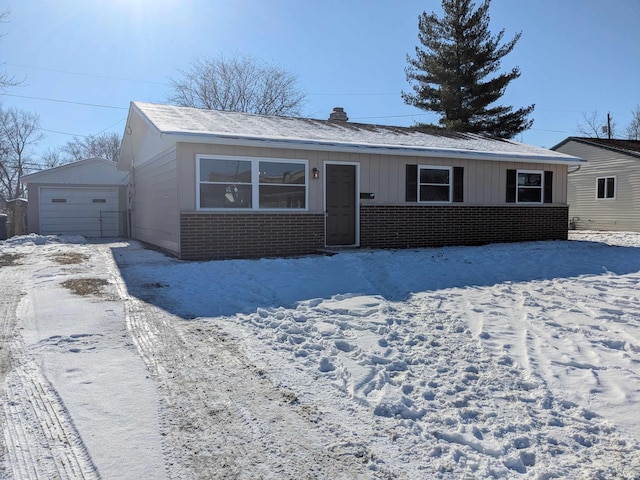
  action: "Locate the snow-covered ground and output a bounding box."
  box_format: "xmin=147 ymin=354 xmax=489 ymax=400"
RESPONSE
xmin=1 ymin=231 xmax=639 ymax=479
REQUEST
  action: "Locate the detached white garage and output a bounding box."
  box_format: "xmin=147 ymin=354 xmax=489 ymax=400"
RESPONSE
xmin=22 ymin=158 xmax=129 ymax=238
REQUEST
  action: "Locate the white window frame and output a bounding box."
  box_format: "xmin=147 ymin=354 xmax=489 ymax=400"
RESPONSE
xmin=417 ymin=165 xmax=453 ymax=203
xmin=596 ymin=176 xmax=616 ymax=200
xmin=196 ymin=155 xmax=308 ymax=211
xmin=516 ymin=169 xmax=544 ymax=204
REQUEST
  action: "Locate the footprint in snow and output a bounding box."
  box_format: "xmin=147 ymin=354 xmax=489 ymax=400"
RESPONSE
xmin=318 ymin=357 xmax=335 ymax=372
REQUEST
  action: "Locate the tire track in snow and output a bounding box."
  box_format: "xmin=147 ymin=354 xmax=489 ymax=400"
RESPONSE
xmin=115 ymin=263 xmax=372 ymax=479
xmin=0 ymin=259 xmax=99 ymax=480
xmin=0 ymin=270 xmax=20 ymax=388
xmin=0 ymin=266 xmax=22 ymax=479
xmin=3 ymin=356 xmax=100 ymax=480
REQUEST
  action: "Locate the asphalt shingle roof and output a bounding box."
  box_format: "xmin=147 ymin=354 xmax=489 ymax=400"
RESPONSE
xmin=130 ymin=102 xmax=583 ymax=163
xmin=557 ymin=137 xmax=640 ymax=158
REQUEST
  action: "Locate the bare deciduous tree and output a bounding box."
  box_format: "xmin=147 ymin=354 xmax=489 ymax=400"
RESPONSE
xmin=168 ymin=53 xmax=307 ymax=116
xmin=62 ymin=132 xmax=121 ymax=162
xmin=577 ymin=110 xmax=616 ymax=138
xmin=41 ymin=147 xmax=66 ymax=169
xmin=0 ymin=10 xmax=22 ymax=91
xmin=0 ymin=107 xmax=42 ymax=199
xmin=626 ymin=105 xmax=640 ymax=140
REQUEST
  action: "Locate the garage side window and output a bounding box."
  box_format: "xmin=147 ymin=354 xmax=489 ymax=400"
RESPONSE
xmin=197 ymin=155 xmax=307 ymax=210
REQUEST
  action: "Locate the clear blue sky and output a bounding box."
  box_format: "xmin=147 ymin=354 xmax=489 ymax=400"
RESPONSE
xmin=1 ymin=0 xmax=639 ymax=160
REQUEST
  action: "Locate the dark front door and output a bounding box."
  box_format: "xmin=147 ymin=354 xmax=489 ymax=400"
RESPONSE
xmin=325 ymin=164 xmax=356 ymax=246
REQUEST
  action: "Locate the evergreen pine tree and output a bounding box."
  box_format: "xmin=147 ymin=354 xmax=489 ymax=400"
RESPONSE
xmin=402 ymin=0 xmax=534 ymax=139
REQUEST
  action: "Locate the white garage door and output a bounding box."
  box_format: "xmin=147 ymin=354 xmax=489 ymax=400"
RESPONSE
xmin=40 ymin=187 xmax=119 ymax=237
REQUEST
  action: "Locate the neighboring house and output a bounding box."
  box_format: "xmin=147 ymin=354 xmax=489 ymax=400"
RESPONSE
xmin=552 ymin=137 xmax=640 ymax=231
xmin=118 ymin=102 xmax=584 ymax=260
xmin=22 ymin=157 xmax=129 ymax=237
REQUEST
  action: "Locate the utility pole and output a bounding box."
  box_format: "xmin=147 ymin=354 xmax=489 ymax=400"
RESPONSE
xmin=607 ymin=112 xmax=612 ymax=139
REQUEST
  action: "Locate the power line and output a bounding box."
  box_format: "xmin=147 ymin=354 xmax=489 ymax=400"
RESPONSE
xmin=40 ymin=117 xmax=126 ymax=138
xmin=1 ymin=93 xmax=128 ymax=110
xmin=310 ymin=92 xmax=398 ymax=96
xmin=39 ymin=128 xmax=83 ymax=137
xmin=92 ymin=117 xmax=127 ymax=136
xmin=6 ymin=63 xmax=167 ymax=86
xmin=351 ymin=113 xmax=431 ymax=120
xmin=529 ymin=127 xmax=571 ymax=134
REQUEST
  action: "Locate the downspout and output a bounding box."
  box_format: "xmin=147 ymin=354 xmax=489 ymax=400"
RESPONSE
xmin=124 ymin=124 xmax=135 ymax=238
xmin=567 ymin=164 xmax=581 ymax=230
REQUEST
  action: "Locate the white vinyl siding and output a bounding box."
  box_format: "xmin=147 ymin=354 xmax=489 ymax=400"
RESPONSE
xmin=560 ymin=141 xmax=640 ymax=231
xmin=131 ymin=147 xmax=180 ymax=253
xmin=39 ymin=187 xmax=118 ymax=237
xmin=178 ymin=143 xmax=568 ymax=210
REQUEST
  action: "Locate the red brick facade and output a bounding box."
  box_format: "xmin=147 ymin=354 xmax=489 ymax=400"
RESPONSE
xmin=180 ymin=212 xmax=325 ymax=260
xmin=179 ymin=206 xmax=568 ymax=260
xmin=360 ymin=205 xmax=569 ymax=249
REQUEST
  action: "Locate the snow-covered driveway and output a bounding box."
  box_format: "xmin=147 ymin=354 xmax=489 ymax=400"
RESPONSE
xmin=1 ymin=232 xmax=639 ymax=478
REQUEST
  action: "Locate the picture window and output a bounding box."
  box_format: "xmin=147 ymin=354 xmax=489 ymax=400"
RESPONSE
xmin=197 ymin=156 xmax=307 ymax=210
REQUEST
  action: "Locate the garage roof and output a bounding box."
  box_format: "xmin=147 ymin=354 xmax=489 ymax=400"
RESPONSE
xmin=22 ymin=158 xmax=129 ymax=185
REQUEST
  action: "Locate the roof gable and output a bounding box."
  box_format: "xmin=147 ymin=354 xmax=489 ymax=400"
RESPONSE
xmin=552 ymin=137 xmax=640 ymax=159
xmin=122 ymin=102 xmax=583 ymax=166
xmin=22 ymin=157 xmax=129 ymax=185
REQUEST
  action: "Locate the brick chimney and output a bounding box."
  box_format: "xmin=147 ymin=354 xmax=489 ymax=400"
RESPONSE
xmin=329 ymin=107 xmax=348 ymax=122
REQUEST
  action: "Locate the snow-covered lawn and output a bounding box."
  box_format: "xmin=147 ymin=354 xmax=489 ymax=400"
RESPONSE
xmin=1 ymin=231 xmax=639 ymax=478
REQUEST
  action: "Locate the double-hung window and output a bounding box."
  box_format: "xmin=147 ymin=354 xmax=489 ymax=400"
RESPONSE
xmin=506 ymin=169 xmax=553 ymax=204
xmin=405 ymin=165 xmax=464 ymax=202
xmin=197 ymin=156 xmax=307 ymax=210
xmin=596 ymin=176 xmax=615 ymax=199
xmin=418 ymin=166 xmax=453 ymax=202
xmin=516 ymin=170 xmax=543 ymax=203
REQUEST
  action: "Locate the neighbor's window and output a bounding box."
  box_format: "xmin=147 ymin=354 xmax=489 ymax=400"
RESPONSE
xmin=596 ymin=176 xmax=615 ymax=199
xmin=418 ymin=166 xmax=452 ymax=202
xmin=197 ymin=156 xmax=307 ymax=210
xmin=517 ymin=170 xmax=543 ymax=203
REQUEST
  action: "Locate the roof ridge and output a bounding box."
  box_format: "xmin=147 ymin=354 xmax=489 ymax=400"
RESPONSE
xmin=127 ymin=102 xmax=583 ymax=164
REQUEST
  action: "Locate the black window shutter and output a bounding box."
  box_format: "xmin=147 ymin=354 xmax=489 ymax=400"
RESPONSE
xmin=406 ymin=164 xmax=417 ymax=202
xmin=453 ymin=167 xmax=464 ymax=202
xmin=506 ymin=169 xmax=517 ymax=203
xmin=544 ymin=171 xmax=553 ymax=203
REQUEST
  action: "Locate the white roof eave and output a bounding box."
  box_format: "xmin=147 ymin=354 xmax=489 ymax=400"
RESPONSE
xmin=164 ymin=131 xmax=585 ymax=165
